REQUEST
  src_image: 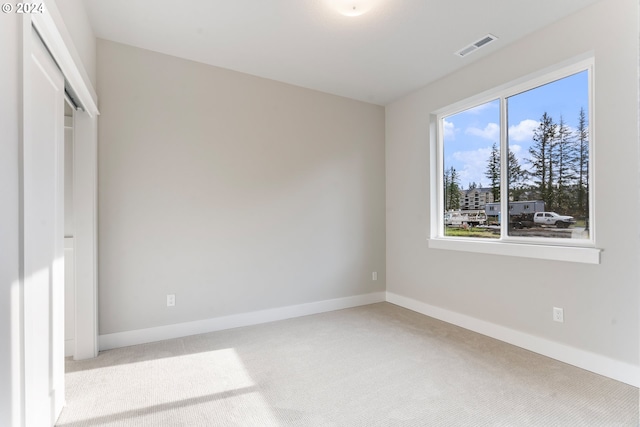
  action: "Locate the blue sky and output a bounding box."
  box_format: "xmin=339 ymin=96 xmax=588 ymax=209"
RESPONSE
xmin=443 ymin=70 xmax=588 ymax=189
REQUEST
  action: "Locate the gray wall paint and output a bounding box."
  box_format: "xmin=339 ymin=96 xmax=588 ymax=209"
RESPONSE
xmin=386 ymin=0 xmax=639 ymax=365
xmin=97 ymin=40 xmax=386 ymax=335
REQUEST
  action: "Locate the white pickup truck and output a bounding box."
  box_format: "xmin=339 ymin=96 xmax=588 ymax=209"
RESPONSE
xmin=533 ymin=212 xmax=576 ymax=228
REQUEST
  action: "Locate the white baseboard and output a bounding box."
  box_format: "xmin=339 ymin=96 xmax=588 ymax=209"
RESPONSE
xmin=386 ymin=292 xmax=640 ymax=388
xmin=97 ymin=290 xmax=638 ymax=387
xmin=99 ymin=292 xmax=386 ymax=351
xmin=65 ymin=339 xmax=74 ymax=357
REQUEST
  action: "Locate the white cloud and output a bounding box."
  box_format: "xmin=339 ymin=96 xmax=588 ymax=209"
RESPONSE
xmin=465 ymin=122 xmax=499 ymax=141
xmin=451 ymin=147 xmax=492 ymax=187
xmin=443 ymin=119 xmax=455 ymax=140
xmin=508 ymin=119 xmax=538 ymax=142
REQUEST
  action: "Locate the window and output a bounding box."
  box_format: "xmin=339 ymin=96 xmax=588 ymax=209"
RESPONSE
xmin=430 ymin=57 xmax=600 ymax=264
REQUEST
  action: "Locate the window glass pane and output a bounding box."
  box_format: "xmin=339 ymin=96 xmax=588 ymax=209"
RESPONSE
xmin=506 ymin=71 xmax=589 ymax=239
xmin=442 ymin=99 xmax=500 ymax=238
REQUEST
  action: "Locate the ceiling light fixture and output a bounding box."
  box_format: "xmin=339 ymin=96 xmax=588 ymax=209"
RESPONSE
xmin=326 ymin=0 xmax=381 ymax=17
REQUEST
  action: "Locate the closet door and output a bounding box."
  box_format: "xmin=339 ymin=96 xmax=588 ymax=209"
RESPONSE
xmin=23 ymin=25 xmax=65 ymax=426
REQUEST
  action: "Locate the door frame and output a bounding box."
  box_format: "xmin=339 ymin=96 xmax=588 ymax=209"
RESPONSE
xmin=30 ymin=1 xmax=99 ymax=360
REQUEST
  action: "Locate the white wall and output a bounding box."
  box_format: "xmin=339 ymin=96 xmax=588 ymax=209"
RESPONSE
xmin=386 ymin=0 xmax=638 ymax=369
xmin=55 ymin=0 xmax=96 ymax=88
xmin=97 ymin=40 xmax=386 ymax=335
xmin=0 ymin=13 xmax=22 ymax=427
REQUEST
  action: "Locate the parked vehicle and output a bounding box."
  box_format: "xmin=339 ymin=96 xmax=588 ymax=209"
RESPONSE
xmin=444 ymin=210 xmax=487 ymax=227
xmin=484 ymin=201 xmax=577 ymax=229
xmin=533 ymin=212 xmax=576 ymax=228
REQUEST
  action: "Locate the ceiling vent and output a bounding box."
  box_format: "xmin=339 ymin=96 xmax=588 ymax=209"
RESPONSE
xmin=455 ymin=34 xmax=497 ymax=58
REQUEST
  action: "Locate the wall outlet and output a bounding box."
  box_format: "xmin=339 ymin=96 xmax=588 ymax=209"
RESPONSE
xmin=372 ymin=272 xmax=377 ymax=281
xmin=167 ymin=294 xmax=175 ymax=307
xmin=553 ymin=307 xmax=564 ymax=323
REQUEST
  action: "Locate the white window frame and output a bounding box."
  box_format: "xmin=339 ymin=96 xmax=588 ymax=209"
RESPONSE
xmin=428 ymin=55 xmax=601 ymax=264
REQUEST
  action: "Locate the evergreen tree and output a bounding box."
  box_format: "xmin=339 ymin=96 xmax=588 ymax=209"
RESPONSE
xmin=553 ymin=116 xmax=575 ymax=213
xmin=574 ymin=107 xmax=589 ymax=220
xmin=444 ymin=166 xmax=461 ymax=211
xmin=508 ymin=149 xmax=525 ymax=201
xmin=528 ymin=112 xmax=557 ymax=209
xmin=484 ymin=143 xmax=525 ymax=202
xmin=485 ymin=143 xmax=500 ymax=202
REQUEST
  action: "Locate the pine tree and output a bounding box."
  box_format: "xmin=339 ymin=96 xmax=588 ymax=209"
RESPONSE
xmin=528 ymin=112 xmax=557 ymax=209
xmin=553 ymin=116 xmax=575 ymax=213
xmin=485 ymin=142 xmax=525 ymax=202
xmin=444 ymin=166 xmax=461 ymax=211
xmin=508 ymin=149 xmax=525 ymax=201
xmin=574 ymin=107 xmax=589 ymax=220
xmin=485 ymin=143 xmax=500 ymax=202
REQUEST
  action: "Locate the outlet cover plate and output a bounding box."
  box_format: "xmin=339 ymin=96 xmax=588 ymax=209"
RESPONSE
xmin=553 ymin=307 xmax=564 ymax=322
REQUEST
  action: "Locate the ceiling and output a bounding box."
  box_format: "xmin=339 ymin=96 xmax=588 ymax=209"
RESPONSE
xmin=83 ymin=0 xmax=601 ymax=106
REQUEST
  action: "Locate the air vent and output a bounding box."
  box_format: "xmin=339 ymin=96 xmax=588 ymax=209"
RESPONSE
xmin=455 ymin=34 xmax=498 ymax=58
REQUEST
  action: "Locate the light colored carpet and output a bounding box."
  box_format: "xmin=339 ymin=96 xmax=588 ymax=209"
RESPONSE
xmin=56 ymin=303 xmax=638 ymax=426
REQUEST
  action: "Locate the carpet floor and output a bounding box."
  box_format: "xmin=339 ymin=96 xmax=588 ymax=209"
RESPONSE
xmin=56 ymin=302 xmax=638 ymax=426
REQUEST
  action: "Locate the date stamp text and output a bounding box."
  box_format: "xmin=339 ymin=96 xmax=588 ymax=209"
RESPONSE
xmin=2 ymin=3 xmax=45 ymax=14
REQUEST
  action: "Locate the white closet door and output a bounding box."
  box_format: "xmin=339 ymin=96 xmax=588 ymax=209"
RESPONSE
xmin=23 ymin=25 xmax=65 ymax=426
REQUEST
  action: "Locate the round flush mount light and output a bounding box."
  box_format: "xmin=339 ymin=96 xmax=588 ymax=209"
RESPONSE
xmin=326 ymin=0 xmax=382 ymax=17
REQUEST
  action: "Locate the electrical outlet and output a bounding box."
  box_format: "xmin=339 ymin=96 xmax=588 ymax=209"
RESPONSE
xmin=553 ymin=307 xmax=564 ymax=323
xmin=372 ymin=272 xmax=377 ymax=281
xmin=167 ymin=294 xmax=175 ymax=307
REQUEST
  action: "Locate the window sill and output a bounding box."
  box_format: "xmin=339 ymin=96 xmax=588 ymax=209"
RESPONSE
xmin=428 ymin=238 xmax=601 ymax=264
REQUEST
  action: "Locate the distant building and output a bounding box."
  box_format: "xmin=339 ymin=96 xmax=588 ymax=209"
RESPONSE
xmin=485 ymin=200 xmax=545 ymax=216
xmin=459 ymin=187 xmax=495 ymax=210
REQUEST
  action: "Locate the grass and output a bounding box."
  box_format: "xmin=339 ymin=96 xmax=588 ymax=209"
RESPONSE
xmin=444 ymin=227 xmax=499 ymax=238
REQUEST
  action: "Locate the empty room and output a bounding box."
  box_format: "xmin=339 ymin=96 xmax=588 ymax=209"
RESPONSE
xmin=1 ymin=0 xmax=639 ymax=425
